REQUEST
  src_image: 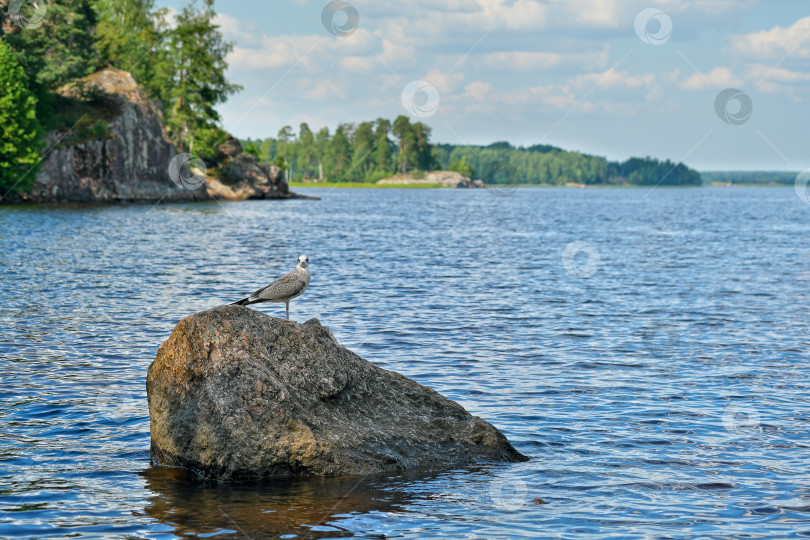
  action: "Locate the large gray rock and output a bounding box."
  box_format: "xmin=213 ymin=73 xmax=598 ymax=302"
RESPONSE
xmin=207 ymin=135 xmax=291 ymax=200
xmin=147 ymin=306 xmax=527 ymax=481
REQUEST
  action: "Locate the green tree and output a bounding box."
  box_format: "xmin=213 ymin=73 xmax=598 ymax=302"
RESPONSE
xmin=373 ymin=118 xmax=393 ymax=174
xmin=259 ymin=138 xmax=276 ymax=163
xmin=165 ymin=0 xmax=241 ymax=158
xmin=297 ymin=122 xmax=317 ymax=178
xmin=434 ymin=143 xmax=701 ymax=186
xmin=392 ymin=115 xmax=418 ymax=173
xmin=412 ymin=122 xmax=435 ymax=170
xmin=0 ymin=40 xmax=43 ymax=195
xmin=315 ymin=126 xmax=330 ymax=180
xmin=276 ymin=125 xmax=294 ymax=160
xmin=95 ymin=0 xmax=171 ymax=103
xmin=351 ymin=121 xmax=375 ymax=179
xmin=3 ymin=0 xmax=98 ymax=122
xmin=448 ymin=156 xmax=474 ymax=179
xmin=243 ymin=140 xmax=260 ymax=157
xmin=328 ymin=124 xmax=352 ymax=179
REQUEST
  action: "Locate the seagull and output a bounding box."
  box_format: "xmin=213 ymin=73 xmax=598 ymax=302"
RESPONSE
xmin=231 ymin=255 xmax=311 ymax=320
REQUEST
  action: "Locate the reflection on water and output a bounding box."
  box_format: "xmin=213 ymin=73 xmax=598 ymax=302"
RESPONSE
xmin=2 ymin=188 xmax=810 ymax=538
xmin=141 ymin=467 xmax=422 ymax=538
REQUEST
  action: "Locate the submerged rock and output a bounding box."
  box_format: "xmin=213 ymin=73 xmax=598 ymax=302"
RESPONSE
xmin=147 ymin=306 xmax=527 ymax=481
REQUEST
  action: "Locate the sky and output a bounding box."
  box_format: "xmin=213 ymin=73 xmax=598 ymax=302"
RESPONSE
xmin=155 ymin=0 xmax=810 ymax=171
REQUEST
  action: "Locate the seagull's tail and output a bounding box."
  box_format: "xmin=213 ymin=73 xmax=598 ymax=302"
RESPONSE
xmin=231 ymin=298 xmax=251 ymax=306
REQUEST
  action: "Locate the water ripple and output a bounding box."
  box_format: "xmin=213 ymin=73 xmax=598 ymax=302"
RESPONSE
xmin=1 ymin=188 xmax=809 ymax=538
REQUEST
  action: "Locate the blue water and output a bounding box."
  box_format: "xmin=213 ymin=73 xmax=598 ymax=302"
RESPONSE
xmin=1 ymin=186 xmax=809 ymax=539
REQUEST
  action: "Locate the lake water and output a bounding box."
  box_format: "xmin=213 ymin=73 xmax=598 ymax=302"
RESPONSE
xmin=1 ymin=186 xmax=809 ymax=539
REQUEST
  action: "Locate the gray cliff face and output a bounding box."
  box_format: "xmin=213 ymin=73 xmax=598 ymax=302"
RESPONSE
xmin=146 ymin=306 xmax=528 ymax=481
xmin=23 ymin=68 xmax=191 ymax=203
xmin=16 ymin=68 xmax=299 ymax=203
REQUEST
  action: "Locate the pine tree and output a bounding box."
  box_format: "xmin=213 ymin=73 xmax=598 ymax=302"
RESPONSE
xmin=315 ymin=127 xmax=330 ymax=180
xmin=95 ymin=0 xmax=171 ymax=103
xmin=373 ymin=118 xmax=393 ymax=174
xmin=0 ymin=40 xmax=43 ymax=195
xmin=412 ymin=122 xmax=435 ymax=170
xmin=276 ymin=125 xmax=294 ymax=161
xmin=329 ymin=124 xmax=352 ymax=179
xmin=296 ymin=122 xmax=317 ymax=179
xmin=165 ymin=0 xmax=241 ymax=158
xmin=3 ymin=0 xmax=98 ymax=121
xmin=351 ymin=121 xmax=374 ymax=178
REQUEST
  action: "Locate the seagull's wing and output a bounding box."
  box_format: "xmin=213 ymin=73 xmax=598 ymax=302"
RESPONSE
xmin=250 ymin=270 xmax=307 ymax=302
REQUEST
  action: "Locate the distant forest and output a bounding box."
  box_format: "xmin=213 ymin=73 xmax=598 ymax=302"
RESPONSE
xmin=244 ymin=120 xmax=702 ymax=186
xmin=701 ymin=171 xmax=797 ymax=185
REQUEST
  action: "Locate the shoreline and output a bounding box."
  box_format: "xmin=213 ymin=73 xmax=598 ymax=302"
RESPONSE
xmin=290 ymin=182 xmax=795 ymax=189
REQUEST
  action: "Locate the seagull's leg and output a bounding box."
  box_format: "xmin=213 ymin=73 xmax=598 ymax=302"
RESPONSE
xmin=286 ymin=302 xmax=290 ymax=321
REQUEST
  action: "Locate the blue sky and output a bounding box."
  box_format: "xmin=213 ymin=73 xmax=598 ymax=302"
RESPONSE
xmin=156 ymin=0 xmax=809 ymax=171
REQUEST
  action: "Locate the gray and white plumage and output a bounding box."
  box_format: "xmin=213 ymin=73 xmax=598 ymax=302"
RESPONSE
xmin=232 ymin=255 xmax=311 ymax=320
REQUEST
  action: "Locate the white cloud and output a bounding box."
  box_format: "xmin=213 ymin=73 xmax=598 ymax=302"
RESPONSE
xmin=473 ymin=67 xmax=659 ymax=112
xmin=746 ymin=64 xmax=810 ymax=83
xmin=728 ymin=16 xmax=810 ymax=60
xmin=422 ymin=69 xmax=465 ymax=93
xmin=338 ymin=55 xmax=377 ymax=74
xmin=571 ymin=68 xmax=656 ymax=90
xmin=552 ymin=0 xmax=626 ymax=28
xmin=679 ymin=67 xmax=741 ymax=90
xmin=302 ymin=78 xmax=347 ymax=100
xmin=479 ymin=46 xmax=610 ymax=72
xmin=504 ymin=0 xmax=550 ymax=30
xmin=214 ymin=13 xmax=260 ymax=47
xmin=228 ymin=35 xmax=319 ymax=70
xmin=463 ymin=81 xmax=495 ymax=101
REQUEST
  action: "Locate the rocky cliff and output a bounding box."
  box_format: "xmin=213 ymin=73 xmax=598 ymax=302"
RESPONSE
xmin=147 ymin=306 xmax=528 ymax=481
xmin=9 ymin=68 xmax=303 ymax=203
